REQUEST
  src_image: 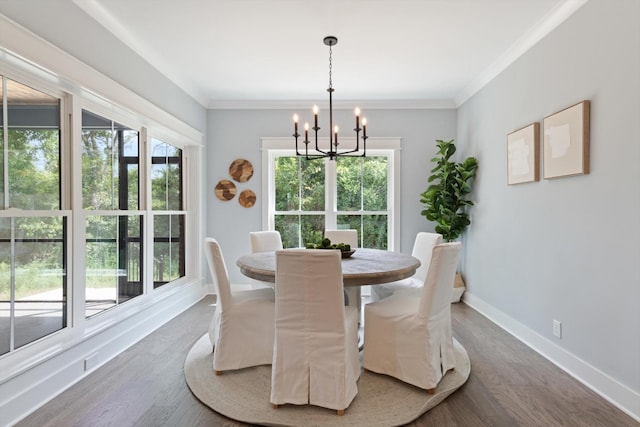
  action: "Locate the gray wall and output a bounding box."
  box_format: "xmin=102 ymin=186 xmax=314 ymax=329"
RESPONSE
xmin=457 ymin=0 xmax=640 ymax=397
xmin=206 ymin=108 xmax=457 ymax=283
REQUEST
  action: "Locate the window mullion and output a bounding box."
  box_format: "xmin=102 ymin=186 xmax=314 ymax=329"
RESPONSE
xmin=2 ymin=77 xmax=8 ymax=209
xmin=141 ymin=127 xmax=153 ymax=295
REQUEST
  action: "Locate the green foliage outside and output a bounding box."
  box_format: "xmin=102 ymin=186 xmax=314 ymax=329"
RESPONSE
xmin=0 ymin=127 xmax=65 ymax=300
xmin=4 ymin=129 xmax=60 ymax=210
xmin=1 ymin=116 xmax=184 ymax=301
xmin=274 ymin=155 xmax=389 ymax=249
xmin=420 ymin=139 xmax=478 ymax=242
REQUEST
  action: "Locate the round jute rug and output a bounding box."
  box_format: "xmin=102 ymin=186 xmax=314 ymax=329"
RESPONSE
xmin=184 ymin=334 xmax=470 ymax=427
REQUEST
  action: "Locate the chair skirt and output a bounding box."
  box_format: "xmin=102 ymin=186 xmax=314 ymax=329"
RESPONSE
xmin=208 ymin=287 xmax=275 ymax=372
xmin=270 ymin=305 xmax=360 ymax=410
xmin=363 ymin=293 xmax=455 ymax=390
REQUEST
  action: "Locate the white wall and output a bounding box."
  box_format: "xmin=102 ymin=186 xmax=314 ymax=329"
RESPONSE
xmin=457 ymin=0 xmax=640 ymax=418
xmin=206 ymin=108 xmax=457 ymax=284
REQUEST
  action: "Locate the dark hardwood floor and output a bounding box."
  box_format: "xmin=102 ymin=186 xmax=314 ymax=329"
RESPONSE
xmin=17 ymin=295 xmax=638 ymax=427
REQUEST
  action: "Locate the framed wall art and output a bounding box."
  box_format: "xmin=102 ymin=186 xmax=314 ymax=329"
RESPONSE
xmin=507 ymin=122 xmax=539 ymax=185
xmin=543 ymin=100 xmax=590 ymax=179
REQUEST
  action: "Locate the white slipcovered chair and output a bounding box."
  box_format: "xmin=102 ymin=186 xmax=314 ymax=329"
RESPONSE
xmin=370 ymin=232 xmax=442 ymax=302
xmin=249 ymin=230 xmax=283 ymax=288
xmin=204 ymin=237 xmax=275 ymax=374
xmin=323 ymin=229 xmax=358 ymax=249
xmin=270 ymin=249 xmax=360 ymax=415
xmin=249 ymin=230 xmax=283 ymax=253
xmin=363 ymin=242 xmax=461 ymax=392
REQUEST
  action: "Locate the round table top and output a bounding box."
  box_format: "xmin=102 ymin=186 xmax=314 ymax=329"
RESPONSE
xmin=236 ymin=248 xmax=421 ymax=287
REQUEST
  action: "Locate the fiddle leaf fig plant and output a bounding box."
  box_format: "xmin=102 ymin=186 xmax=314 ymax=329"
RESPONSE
xmin=420 ymin=139 xmax=478 ymax=242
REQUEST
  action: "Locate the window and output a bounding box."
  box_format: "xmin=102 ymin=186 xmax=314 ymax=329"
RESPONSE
xmin=151 ymin=138 xmax=185 ymax=288
xmin=0 ymin=33 xmax=205 ymax=394
xmin=335 ymin=156 xmax=389 ymax=249
xmin=274 ymin=156 xmax=326 ymax=248
xmin=0 ymin=76 xmax=66 ymax=356
xmin=265 ymin=137 xmax=400 ymax=250
xmin=82 ymin=109 xmax=142 ymax=317
xmin=0 ymin=64 xmax=198 ymax=360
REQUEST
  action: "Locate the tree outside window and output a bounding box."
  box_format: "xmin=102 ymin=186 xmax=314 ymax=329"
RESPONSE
xmin=272 ymin=155 xmax=390 ymax=249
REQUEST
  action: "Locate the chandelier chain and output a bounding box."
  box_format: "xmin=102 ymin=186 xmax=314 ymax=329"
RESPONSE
xmin=328 ymin=44 xmax=333 ymax=90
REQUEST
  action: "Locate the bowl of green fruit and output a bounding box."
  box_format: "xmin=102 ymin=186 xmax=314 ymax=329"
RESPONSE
xmin=305 ymin=238 xmax=356 ymax=258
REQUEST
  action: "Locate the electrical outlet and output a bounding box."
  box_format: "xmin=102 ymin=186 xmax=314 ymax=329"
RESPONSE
xmin=553 ymin=320 xmax=562 ymax=338
xmin=84 ymin=353 xmax=99 ymax=372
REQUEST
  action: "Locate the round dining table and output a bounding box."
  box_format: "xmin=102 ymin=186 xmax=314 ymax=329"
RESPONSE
xmin=237 ymin=248 xmax=420 ymax=349
xmin=236 ymin=247 xmax=421 ymax=287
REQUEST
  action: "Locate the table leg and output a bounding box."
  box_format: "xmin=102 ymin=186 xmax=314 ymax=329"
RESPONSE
xmin=344 ymin=287 xmax=364 ymax=350
xmin=344 ymin=287 xmax=362 ymax=324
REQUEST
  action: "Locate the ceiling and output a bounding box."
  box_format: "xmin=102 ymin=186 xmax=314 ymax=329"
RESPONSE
xmin=73 ymin=0 xmax=587 ymax=109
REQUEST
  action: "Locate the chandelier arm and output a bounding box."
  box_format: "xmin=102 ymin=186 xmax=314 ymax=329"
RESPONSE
xmin=294 ymin=131 xmax=302 ymax=156
xmin=335 ymin=148 xmax=365 ymax=157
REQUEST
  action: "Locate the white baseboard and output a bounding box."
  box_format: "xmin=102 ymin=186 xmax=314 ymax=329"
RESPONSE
xmin=462 ymin=292 xmax=640 ymax=422
xmin=1 ymin=280 xmax=206 ymax=427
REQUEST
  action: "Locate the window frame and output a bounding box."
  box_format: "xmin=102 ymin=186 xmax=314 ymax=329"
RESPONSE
xmin=0 ymin=73 xmax=71 ymax=355
xmin=148 ymin=136 xmax=186 ymax=289
xmin=261 ymin=136 xmax=401 ymax=250
xmin=0 ymin=44 xmax=203 ymax=380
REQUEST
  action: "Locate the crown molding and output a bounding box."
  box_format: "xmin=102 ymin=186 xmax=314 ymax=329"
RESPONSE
xmin=454 ymin=0 xmax=589 ymax=107
xmin=73 ymin=0 xmax=209 ymax=107
xmin=207 ymin=98 xmax=456 ymax=110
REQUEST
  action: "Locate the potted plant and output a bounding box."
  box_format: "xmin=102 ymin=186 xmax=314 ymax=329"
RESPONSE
xmin=420 ymin=139 xmax=478 ymax=302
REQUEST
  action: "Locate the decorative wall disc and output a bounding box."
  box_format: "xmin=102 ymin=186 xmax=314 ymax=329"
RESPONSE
xmin=229 ymin=159 xmax=254 ymax=182
xmin=238 ymin=189 xmax=256 ymax=208
xmin=215 ymin=179 xmax=236 ymax=201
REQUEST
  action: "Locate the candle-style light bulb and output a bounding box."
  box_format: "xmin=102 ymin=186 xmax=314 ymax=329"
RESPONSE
xmin=293 ymin=114 xmax=299 ymax=133
xmin=312 ymin=105 xmax=319 ymax=129
xmin=304 ymin=122 xmax=309 ymax=141
xmin=313 ymin=105 xmax=319 ymax=130
xmin=362 ymin=118 xmax=367 ymax=138
xmin=355 ymin=107 xmax=360 ymax=129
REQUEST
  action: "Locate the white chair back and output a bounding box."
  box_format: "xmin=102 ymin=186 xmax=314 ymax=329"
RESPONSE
xmin=418 ymin=242 xmax=462 ymax=318
xmin=275 ymin=249 xmax=346 ymax=333
xmin=204 ymin=237 xmax=232 ymax=310
xmin=204 ymin=237 xmax=275 ymax=373
xmin=250 ymin=230 xmax=283 ymax=252
xmin=412 ymin=232 xmax=443 ymax=282
xmin=271 ymin=248 xmax=359 ymax=412
xmin=324 ymin=229 xmax=358 ymax=248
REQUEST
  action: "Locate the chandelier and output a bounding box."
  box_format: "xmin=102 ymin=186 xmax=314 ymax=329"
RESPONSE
xmin=292 ymin=36 xmax=368 ymax=160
